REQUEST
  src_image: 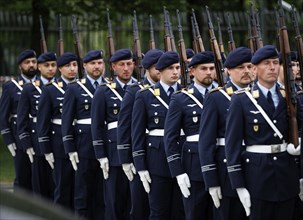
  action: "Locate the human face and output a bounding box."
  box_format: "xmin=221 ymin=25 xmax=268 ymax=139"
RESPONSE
xmin=112 ymin=59 xmax=134 ymax=83
xmin=83 ymin=59 xmax=105 ymax=80
xmin=59 ymin=61 xmax=78 ymax=81
xmin=147 ymin=64 xmax=161 ymax=83
xmin=192 ymin=63 xmax=215 ymax=87
xmin=291 ymin=61 xmax=300 ymax=79
xmin=160 ymin=63 xmax=181 ymax=86
xmin=228 ymin=62 xmax=253 ymax=88
xmin=254 ymin=58 xmax=280 ymax=89
xmin=38 ymin=61 xmax=57 ymax=80
xmin=19 ymin=57 xmax=37 ymax=78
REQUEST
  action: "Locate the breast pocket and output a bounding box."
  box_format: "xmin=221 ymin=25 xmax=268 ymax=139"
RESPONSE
xmin=108 ymin=99 xmax=120 ymax=116
xmin=148 ymin=109 xmax=166 ymax=127
xmin=246 ymin=114 xmax=266 ymax=138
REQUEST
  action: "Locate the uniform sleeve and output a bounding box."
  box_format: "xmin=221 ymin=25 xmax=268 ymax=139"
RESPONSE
xmin=164 ymin=94 xmax=185 ymax=177
xmin=199 ymin=94 xmax=220 ymax=188
xmin=131 ymin=91 xmax=148 ymax=171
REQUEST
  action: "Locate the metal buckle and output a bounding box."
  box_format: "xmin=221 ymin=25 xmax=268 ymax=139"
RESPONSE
xmin=271 ymin=144 xmax=281 ymax=153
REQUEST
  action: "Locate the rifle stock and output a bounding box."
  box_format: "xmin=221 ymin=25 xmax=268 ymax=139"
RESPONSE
xmin=226 ymin=13 xmax=236 ymax=52
xmin=57 ymin=14 xmax=64 ymax=56
xmin=133 ymin=10 xmax=144 ymax=81
xmin=149 ymin=15 xmax=156 ymax=49
xmin=39 ymin=15 xmax=48 ymax=53
xmin=216 ymin=17 xmax=225 ymax=54
xmin=71 ymin=15 xmax=84 ymax=79
xmin=163 ymin=6 xmax=172 ymax=51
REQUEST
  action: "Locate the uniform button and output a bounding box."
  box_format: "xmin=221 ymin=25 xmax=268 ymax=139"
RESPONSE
xmin=273 ymin=120 xmax=277 ymax=123
xmin=79 ymin=129 xmax=82 ymax=133
xmin=13 ymin=121 xmax=16 ymax=124
xmin=246 ymin=158 xmax=250 ymax=163
xmin=114 ymin=103 xmax=117 ymax=107
xmin=154 ymin=112 xmax=158 ymax=115
xmin=52 ymin=131 xmax=55 ymax=134
xmin=188 ymin=149 xmax=191 ymax=152
xmin=36 ymin=101 xmax=39 ymax=104
xmin=32 ymin=130 xmax=35 ymax=133
xmin=253 ymin=119 xmax=258 ymax=123
xmin=149 ymin=143 xmax=151 ymax=146
xmin=223 ymin=159 xmax=227 ymax=163
xmin=60 ymin=103 xmax=63 ymax=106
xmin=273 ymin=133 xmax=277 ymax=137
xmin=177 ymin=142 xmax=179 ymax=144
xmin=85 ymin=100 xmax=88 ymax=103
xmin=273 ymin=156 xmax=277 ymax=160
xmin=108 ymin=139 xmax=111 ymax=143
xmin=193 ymin=111 xmax=196 ymax=114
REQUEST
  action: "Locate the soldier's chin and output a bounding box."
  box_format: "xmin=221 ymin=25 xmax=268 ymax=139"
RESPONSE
xmin=24 ymin=70 xmax=37 ymax=77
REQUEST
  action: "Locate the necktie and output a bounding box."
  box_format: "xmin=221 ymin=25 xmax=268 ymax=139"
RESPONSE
xmin=168 ymin=87 xmax=174 ymax=98
xmin=267 ymin=91 xmax=275 ymax=113
xmin=94 ymin=81 xmax=99 ymax=89
xmin=204 ymin=88 xmax=209 ymax=97
xmin=123 ymin=84 xmax=127 ymax=91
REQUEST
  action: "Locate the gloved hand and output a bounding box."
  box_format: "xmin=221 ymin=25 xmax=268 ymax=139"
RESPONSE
xmin=287 ymin=143 xmax=301 ymax=156
xmin=122 ymin=163 xmax=136 ymax=181
xmin=45 ymin=153 xmax=55 ymax=169
xmin=7 ymin=143 xmax=16 ymax=157
xmin=26 ymin=147 xmax=35 ymax=163
xmin=299 ymin=179 xmax=303 ymax=201
xmin=98 ymin=157 xmax=109 ymax=180
xmin=236 ymin=187 xmax=251 ymax=216
xmin=209 ymin=186 xmax=222 ymax=208
xmin=176 ymin=173 xmax=191 ymax=198
xmin=138 ymin=170 xmax=151 ymax=193
xmin=68 ymin=152 xmax=79 ymax=171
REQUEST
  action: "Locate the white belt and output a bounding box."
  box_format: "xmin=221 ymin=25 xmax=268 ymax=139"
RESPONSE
xmin=180 ymin=129 xmax=185 ymax=136
xmin=108 ymin=121 xmax=118 ymax=130
xmin=51 ymin=119 xmax=62 ymax=125
xmin=186 ymin=134 xmax=199 ymax=142
xmin=217 ymin=138 xmax=245 ymax=146
xmin=246 ymin=142 xmax=287 ymax=154
xmin=77 ymin=118 xmax=91 ymax=124
xmin=148 ymin=129 xmax=184 ymax=137
xmin=11 ymin=114 xmax=17 ymax=118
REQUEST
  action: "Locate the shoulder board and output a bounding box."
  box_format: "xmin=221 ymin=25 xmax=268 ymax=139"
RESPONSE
xmin=174 ymin=88 xmax=185 ymax=94
xmin=279 ymin=89 xmax=286 ymax=98
xmin=140 ymin=86 xmax=150 ymax=92
xmin=234 ymin=87 xmax=250 ymax=95
xmin=209 ymin=87 xmax=222 ymax=94
xmin=100 ymin=83 xmax=109 ymax=86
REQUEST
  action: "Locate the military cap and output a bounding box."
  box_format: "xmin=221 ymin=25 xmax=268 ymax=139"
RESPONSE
xmin=188 ymin=51 xmax=214 ymax=68
xmin=224 ymin=47 xmax=252 ymax=68
xmin=57 ymin=52 xmax=77 ymax=67
xmin=37 ymin=52 xmax=57 ymax=64
xmin=17 ymin=49 xmax=36 ymax=64
xmin=83 ymin=50 xmax=104 ymax=63
xmin=186 ymin=48 xmax=195 ymax=59
xmin=109 ymin=49 xmax=133 ymax=63
xmin=142 ymin=49 xmax=164 ymax=69
xmin=155 ymin=51 xmax=179 ymax=70
xmin=251 ymin=45 xmax=279 ymax=65
xmin=278 ymin=51 xmax=298 ymax=64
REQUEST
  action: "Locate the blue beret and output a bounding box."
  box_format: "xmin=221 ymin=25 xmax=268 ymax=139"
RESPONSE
xmin=251 ymin=45 xmax=279 ymax=64
xmin=224 ymin=47 xmax=252 ymax=68
xmin=142 ymin=49 xmax=164 ymax=69
xmin=278 ymin=51 xmax=298 ymax=64
xmin=57 ymin=52 xmax=77 ymax=67
xmin=155 ymin=51 xmax=180 ymax=70
xmin=188 ymin=51 xmax=214 ymax=68
xmin=17 ymin=49 xmax=36 ymax=64
xmin=83 ymin=50 xmax=104 ymax=63
xmin=109 ymin=49 xmax=133 ymax=62
xmin=186 ymin=48 xmax=195 ymax=59
xmin=37 ymin=52 xmax=57 ymax=64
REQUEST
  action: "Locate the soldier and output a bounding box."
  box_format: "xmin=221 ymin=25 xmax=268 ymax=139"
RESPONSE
xmin=37 ymin=52 xmax=77 ymax=210
xmin=117 ymin=48 xmax=163 ymax=220
xmin=17 ymin=52 xmax=56 ymax=199
xmin=132 ymin=51 xmax=184 ymax=219
xmin=186 ymin=48 xmax=195 ymax=81
xmin=61 ymin=50 xmax=105 ymax=220
xmin=225 ymin=45 xmax=303 ymax=220
xmin=164 ymin=51 xmax=216 ymax=220
xmin=199 ymin=47 xmax=253 ymax=220
xmin=0 ymin=49 xmax=37 ymax=192
xmin=91 ymin=48 xmax=136 ymax=220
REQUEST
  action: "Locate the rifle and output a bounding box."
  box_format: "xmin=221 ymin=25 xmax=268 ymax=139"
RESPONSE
xmin=149 ymin=15 xmax=156 ymax=49
xmin=216 ymin=17 xmax=225 ymax=54
xmin=255 ymin=11 xmax=264 ymax=48
xmin=57 ymin=14 xmax=64 ymax=56
xmin=132 ymin=10 xmax=144 ymax=82
xmin=107 ymin=8 xmax=115 ymax=80
xmin=176 ymin=9 xmax=189 ymax=88
xmin=226 ymin=13 xmax=236 ymax=52
xmin=291 ymin=5 xmax=303 ymax=88
xmin=274 ymin=8 xmax=281 ymax=51
xmin=249 ymin=3 xmax=263 ymax=52
xmin=71 ymin=15 xmax=84 ymax=79
xmin=39 ymin=15 xmax=48 ymax=53
xmin=205 ymin=6 xmax=225 ymax=87
xmin=247 ymin=13 xmax=254 ymax=51
xmin=163 ymin=6 xmax=172 ymax=51
xmin=192 ymin=9 xmax=205 ymax=52
xmin=190 ymin=16 xmax=198 ymax=53
xmin=167 ymin=10 xmax=177 ymax=52
xmin=278 ymin=0 xmax=299 ymax=147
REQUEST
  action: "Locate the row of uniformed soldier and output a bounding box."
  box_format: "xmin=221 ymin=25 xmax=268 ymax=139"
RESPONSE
xmin=0 ymin=44 xmax=302 ymax=220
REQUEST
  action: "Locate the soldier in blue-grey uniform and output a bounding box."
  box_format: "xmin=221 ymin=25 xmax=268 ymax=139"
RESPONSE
xmin=91 ymin=48 xmax=136 ymax=220
xmin=164 ymin=51 xmax=216 ymax=220
xmin=225 ymin=45 xmax=303 ymax=220
xmin=0 ymin=49 xmax=37 ymax=192
xmin=117 ymin=48 xmax=163 ymax=220
xmin=199 ymin=47 xmax=253 ymax=220
xmin=17 ymin=51 xmax=56 ymax=199
xmin=132 ymin=51 xmax=184 ymax=220
xmin=37 ymin=52 xmax=78 ymax=210
xmin=61 ymin=50 xmax=106 ymax=220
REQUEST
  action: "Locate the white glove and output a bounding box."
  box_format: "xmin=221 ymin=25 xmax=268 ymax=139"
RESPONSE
xmin=176 ymin=173 xmax=191 ymax=198
xmin=299 ymin=178 xmax=303 ymax=201
xmin=44 ymin=153 xmax=55 ymax=169
xmin=98 ymin=157 xmax=109 ymax=180
xmin=287 ymin=143 xmax=301 ymax=156
xmin=236 ymin=187 xmax=251 ymax=216
xmin=138 ymin=170 xmax=151 ymax=193
xmin=26 ymin=147 xmax=35 ymax=163
xmin=68 ymin=152 xmax=79 ymax=171
xmin=209 ymin=186 xmax=222 ymax=208
xmin=7 ymin=143 xmax=16 ymax=157
xmin=122 ymin=163 xmax=136 ymax=181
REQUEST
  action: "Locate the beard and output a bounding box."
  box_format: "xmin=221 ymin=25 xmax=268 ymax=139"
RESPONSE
xmin=21 ymin=67 xmax=37 ymax=78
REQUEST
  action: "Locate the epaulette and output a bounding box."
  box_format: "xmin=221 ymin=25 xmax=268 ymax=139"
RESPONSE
xmin=140 ymin=86 xmax=150 ymax=92
xmin=279 ymin=88 xmax=286 ymax=98
xmin=100 ymin=83 xmax=109 ymax=86
xmin=174 ymin=88 xmax=185 ymax=94
xmin=234 ymin=87 xmax=250 ymax=95
xmin=18 ymin=80 xmax=24 ymax=86
xmin=209 ymin=87 xmax=222 ymax=94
